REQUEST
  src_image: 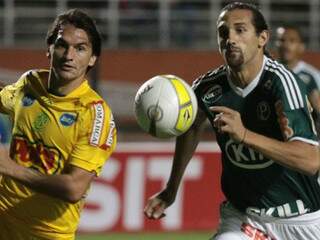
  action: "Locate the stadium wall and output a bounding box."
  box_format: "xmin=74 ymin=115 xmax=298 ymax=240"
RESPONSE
xmin=1 ymin=49 xmax=320 ymax=84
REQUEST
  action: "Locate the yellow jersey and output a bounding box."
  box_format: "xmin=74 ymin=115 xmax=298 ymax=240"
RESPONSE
xmin=0 ymin=69 xmax=117 ymax=239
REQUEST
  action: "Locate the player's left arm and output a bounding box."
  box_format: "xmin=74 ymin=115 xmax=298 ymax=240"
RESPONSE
xmin=211 ymin=106 xmax=319 ymax=176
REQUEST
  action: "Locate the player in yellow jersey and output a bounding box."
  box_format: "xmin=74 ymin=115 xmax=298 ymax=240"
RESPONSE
xmin=0 ymin=9 xmax=116 ymax=240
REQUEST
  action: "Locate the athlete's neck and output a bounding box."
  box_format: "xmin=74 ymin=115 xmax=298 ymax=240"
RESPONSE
xmin=229 ymin=53 xmax=265 ymax=89
xmin=47 ymin=71 xmax=84 ymax=96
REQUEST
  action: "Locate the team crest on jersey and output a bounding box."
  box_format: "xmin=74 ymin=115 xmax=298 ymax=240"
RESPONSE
xmin=22 ymin=94 xmax=35 ymax=106
xmin=257 ymin=101 xmax=271 ymax=121
xmin=225 ymin=139 xmax=273 ymax=169
xmin=32 ymin=112 xmax=50 ymax=133
xmin=202 ymin=85 xmax=222 ymax=104
xmin=263 ymin=79 xmax=273 ymax=91
xmin=60 ymin=113 xmax=77 ymax=126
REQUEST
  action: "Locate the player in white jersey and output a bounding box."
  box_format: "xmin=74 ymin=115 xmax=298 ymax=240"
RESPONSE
xmin=144 ymin=2 xmax=320 ymax=240
xmin=276 ymin=25 xmax=320 ymax=135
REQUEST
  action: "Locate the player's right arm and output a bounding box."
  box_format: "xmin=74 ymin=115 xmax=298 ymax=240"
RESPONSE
xmin=144 ymin=108 xmax=207 ymax=219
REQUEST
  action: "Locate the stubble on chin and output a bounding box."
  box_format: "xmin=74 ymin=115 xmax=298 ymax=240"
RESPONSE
xmin=226 ymin=55 xmax=244 ymax=70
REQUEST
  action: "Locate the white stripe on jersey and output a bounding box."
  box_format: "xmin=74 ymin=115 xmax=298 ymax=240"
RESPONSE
xmin=265 ymin=60 xmax=304 ymax=110
xmin=271 ymin=60 xmax=304 ymax=108
xmin=266 ymin=60 xmax=302 ymax=109
xmin=265 ymin=64 xmax=295 ymax=109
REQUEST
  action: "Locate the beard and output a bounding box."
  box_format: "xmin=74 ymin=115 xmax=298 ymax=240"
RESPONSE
xmin=225 ymin=49 xmax=244 ymax=69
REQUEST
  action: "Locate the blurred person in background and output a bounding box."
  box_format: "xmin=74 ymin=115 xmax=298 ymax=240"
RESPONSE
xmin=0 ymin=114 xmax=11 ymax=144
xmin=0 ymin=82 xmax=11 ymax=145
xmin=0 ymin=9 xmax=116 ymax=240
xmin=145 ymin=2 xmax=320 ymax=240
xmin=275 ymin=25 xmax=320 ymax=136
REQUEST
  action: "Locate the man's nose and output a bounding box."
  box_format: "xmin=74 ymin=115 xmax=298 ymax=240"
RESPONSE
xmin=226 ymin=30 xmax=237 ymax=45
xmin=64 ymin=47 xmax=75 ymax=60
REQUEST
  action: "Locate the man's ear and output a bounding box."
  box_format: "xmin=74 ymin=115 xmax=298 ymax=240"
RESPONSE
xmin=88 ymin=55 xmax=97 ymax=67
xmin=258 ymin=30 xmax=269 ymax=49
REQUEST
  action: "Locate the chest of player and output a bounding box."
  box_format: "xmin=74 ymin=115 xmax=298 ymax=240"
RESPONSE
xmin=12 ymin=93 xmax=80 ymax=151
xmin=201 ymin=82 xmax=280 ymax=136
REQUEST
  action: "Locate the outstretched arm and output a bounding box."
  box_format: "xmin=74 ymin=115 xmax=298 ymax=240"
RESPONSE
xmin=144 ymin=109 xmax=207 ymax=219
xmin=0 ymin=146 xmax=95 ymax=203
xmin=211 ymin=106 xmax=320 ymax=176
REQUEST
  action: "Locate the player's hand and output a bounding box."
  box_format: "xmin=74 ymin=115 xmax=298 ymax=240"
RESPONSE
xmin=210 ymin=106 xmax=247 ymax=143
xmin=144 ymin=189 xmax=175 ymax=220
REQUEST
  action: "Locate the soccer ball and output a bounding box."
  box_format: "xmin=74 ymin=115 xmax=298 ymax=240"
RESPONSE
xmin=134 ymin=74 xmax=198 ymax=138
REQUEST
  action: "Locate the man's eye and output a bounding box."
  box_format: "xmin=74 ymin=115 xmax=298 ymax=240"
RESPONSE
xmin=236 ymin=28 xmax=246 ymax=33
xmin=76 ymin=46 xmax=86 ymax=51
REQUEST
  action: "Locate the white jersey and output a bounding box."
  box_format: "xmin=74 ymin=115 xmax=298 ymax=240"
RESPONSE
xmin=292 ymin=61 xmax=320 ymax=92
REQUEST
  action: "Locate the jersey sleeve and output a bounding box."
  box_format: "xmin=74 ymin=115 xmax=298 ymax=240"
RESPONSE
xmin=192 ymin=75 xmax=206 ymax=110
xmin=192 ymin=74 xmax=215 ymax=121
xmin=69 ymin=101 xmax=117 ymax=176
xmin=297 ymin=72 xmax=319 ymax=94
xmin=272 ymin=72 xmax=318 ymax=144
xmin=0 ymin=74 xmax=26 ymax=115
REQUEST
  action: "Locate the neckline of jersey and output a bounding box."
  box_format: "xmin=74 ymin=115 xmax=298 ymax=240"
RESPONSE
xmin=226 ymin=55 xmax=267 ymax=98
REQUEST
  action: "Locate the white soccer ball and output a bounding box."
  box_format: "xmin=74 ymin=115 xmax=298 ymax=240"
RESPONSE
xmin=134 ymin=74 xmax=198 ymax=138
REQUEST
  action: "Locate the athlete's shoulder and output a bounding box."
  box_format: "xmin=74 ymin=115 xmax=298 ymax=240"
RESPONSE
xmin=79 ymin=84 xmax=113 ymax=115
xmin=80 ymin=85 xmax=104 ymax=102
xmin=264 ymin=57 xmax=300 ymax=83
xmin=77 ymin=83 xmax=116 ymax=149
xmin=264 ymin=57 xmax=305 ymax=110
xmin=0 ymin=69 xmax=41 ymax=93
xmin=192 ymin=65 xmax=227 ymax=89
xmin=295 ymin=61 xmax=320 ymax=87
xmin=297 ymin=61 xmax=320 ymax=77
xmin=25 ymin=69 xmax=49 ymax=89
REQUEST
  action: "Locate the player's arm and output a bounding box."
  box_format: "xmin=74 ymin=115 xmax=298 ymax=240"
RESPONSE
xmin=309 ymin=89 xmax=320 ymax=113
xmin=211 ymin=106 xmax=320 ymax=176
xmin=308 ymin=89 xmax=320 ymax=136
xmin=144 ymin=108 xmax=207 ymax=219
xmin=0 ymin=151 xmax=95 ymax=203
